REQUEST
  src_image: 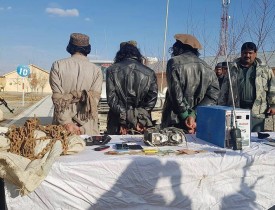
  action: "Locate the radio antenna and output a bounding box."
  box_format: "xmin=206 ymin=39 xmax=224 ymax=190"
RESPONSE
xmin=225 ymin=56 xmax=242 ymax=150
xmin=222 ymin=0 xmax=242 ymax=150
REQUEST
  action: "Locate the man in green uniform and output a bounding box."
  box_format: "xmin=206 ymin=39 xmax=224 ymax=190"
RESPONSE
xmin=219 ymin=42 xmax=275 ymax=132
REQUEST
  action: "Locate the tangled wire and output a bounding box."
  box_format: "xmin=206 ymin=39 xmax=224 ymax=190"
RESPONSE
xmin=6 ymin=117 xmax=73 ymax=160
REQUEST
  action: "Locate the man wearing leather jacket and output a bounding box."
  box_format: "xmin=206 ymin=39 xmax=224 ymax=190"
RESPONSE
xmin=218 ymin=42 xmax=275 ymax=132
xmin=106 ymin=41 xmax=158 ymax=134
xmin=161 ymin=34 xmax=220 ymax=134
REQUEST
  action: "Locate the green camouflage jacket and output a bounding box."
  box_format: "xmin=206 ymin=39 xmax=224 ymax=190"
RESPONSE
xmin=218 ymin=57 xmax=275 ymax=118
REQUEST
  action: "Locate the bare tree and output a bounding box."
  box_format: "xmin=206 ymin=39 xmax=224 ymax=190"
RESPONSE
xmin=0 ymin=76 xmax=6 ymax=92
xmin=227 ymin=14 xmax=248 ymax=60
xmin=249 ymin=0 xmax=275 ymax=48
xmin=13 ymin=78 xmax=21 ymax=92
xmin=37 ymin=73 xmax=48 ymax=93
xmin=211 ymin=0 xmax=275 ymax=66
xmin=28 ymin=73 xmax=38 ymax=92
xmin=246 ymin=0 xmax=275 ymax=63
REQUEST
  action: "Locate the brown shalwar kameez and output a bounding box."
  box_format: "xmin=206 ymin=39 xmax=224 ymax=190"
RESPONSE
xmin=50 ymin=54 xmax=103 ymax=135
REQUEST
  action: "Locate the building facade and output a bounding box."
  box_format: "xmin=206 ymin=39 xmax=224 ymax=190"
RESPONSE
xmin=1 ymin=64 xmax=51 ymax=93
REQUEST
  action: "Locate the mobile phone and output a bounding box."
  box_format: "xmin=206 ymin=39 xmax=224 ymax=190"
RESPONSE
xmin=128 ymin=145 xmax=143 ymax=150
xmin=116 ymin=143 xmax=129 ymax=150
xmin=214 ymin=150 xmax=226 ymax=154
xmin=94 ymin=135 xmax=111 ymax=144
xmin=94 ymin=145 xmax=110 ymax=151
xmin=85 ymin=135 xmax=111 ymax=146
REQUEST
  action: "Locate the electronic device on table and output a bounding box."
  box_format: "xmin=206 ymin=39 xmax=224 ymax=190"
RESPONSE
xmin=94 ymin=145 xmax=110 ymax=151
xmin=196 ymin=106 xmax=250 ymax=149
xmin=143 ymin=127 xmax=186 ymax=146
xmin=115 ymin=143 xmax=143 ymax=150
xmin=84 ymin=135 xmax=111 ymax=146
xmin=197 ymin=39 xmax=246 ymax=150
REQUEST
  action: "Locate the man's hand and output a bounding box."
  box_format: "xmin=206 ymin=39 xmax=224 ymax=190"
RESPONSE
xmin=64 ymin=123 xmax=81 ymax=135
xmin=185 ymin=116 xmax=196 ymax=134
xmin=267 ymin=108 xmax=275 ymax=116
xmin=136 ymin=123 xmax=145 ymax=133
xmin=119 ymin=125 xmax=128 ymax=135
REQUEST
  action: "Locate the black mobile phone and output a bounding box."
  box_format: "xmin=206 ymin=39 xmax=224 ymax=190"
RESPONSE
xmin=85 ymin=135 xmax=111 ymax=146
xmin=94 ymin=135 xmax=111 ymax=145
xmin=94 ymin=145 xmax=110 ymax=151
xmin=116 ymin=143 xmax=129 ymax=150
xmin=128 ymin=145 xmax=143 ymax=150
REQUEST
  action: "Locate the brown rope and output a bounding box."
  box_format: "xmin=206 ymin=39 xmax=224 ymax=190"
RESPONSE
xmin=6 ymin=117 xmax=73 ymax=160
xmin=52 ymin=90 xmax=101 ymax=121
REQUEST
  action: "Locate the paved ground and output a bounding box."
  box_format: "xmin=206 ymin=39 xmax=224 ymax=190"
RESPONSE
xmin=0 ymin=94 xmax=163 ymax=133
xmin=0 ymin=95 xmax=54 ymax=127
xmin=0 ymin=95 xmax=112 ymax=132
xmin=2 ymin=93 xmax=274 ymax=133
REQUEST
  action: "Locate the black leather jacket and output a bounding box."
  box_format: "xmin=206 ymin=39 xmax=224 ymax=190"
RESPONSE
xmin=162 ymin=52 xmax=220 ymax=128
xmin=106 ymin=58 xmax=158 ymax=134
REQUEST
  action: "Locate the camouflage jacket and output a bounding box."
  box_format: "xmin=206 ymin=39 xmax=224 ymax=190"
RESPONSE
xmin=218 ymin=57 xmax=275 ymax=118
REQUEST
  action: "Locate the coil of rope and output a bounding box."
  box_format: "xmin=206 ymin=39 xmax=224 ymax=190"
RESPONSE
xmin=6 ymin=117 xmax=73 ymax=160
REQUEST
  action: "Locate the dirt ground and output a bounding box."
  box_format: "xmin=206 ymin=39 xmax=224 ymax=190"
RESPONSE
xmin=2 ymin=92 xmax=274 ymax=132
xmin=0 ymin=92 xmax=163 ymax=132
xmin=2 ymin=92 xmax=274 ymax=133
xmin=0 ymin=92 xmax=50 ymax=126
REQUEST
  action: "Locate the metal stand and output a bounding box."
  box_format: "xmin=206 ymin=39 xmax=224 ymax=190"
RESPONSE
xmin=0 ymin=178 xmax=7 ymax=210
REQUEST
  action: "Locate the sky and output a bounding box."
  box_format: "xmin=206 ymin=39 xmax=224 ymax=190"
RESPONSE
xmin=0 ymin=0 xmax=272 ymax=74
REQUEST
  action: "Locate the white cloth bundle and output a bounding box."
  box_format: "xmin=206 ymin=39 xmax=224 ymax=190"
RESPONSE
xmin=0 ymin=127 xmax=85 ymax=195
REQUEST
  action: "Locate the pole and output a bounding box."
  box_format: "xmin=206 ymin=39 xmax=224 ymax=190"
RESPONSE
xmin=160 ymin=0 xmax=169 ymax=93
xmin=22 ymin=77 xmax=25 ymax=106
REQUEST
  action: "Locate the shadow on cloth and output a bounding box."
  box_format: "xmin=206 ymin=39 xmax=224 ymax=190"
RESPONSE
xmin=93 ymin=157 xmax=192 ymax=210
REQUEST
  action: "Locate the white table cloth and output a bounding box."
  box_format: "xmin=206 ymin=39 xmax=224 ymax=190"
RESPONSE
xmin=4 ymin=133 xmax=275 ymax=210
